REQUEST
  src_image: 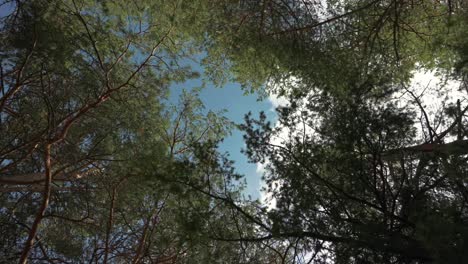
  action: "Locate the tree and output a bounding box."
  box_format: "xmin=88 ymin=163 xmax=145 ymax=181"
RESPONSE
xmin=221 ymin=3 xmax=468 ymax=263
xmin=240 ymin=69 xmax=468 ymax=262
xmin=0 ymin=0 xmax=268 ymax=262
xmin=3 ymin=0 xmax=468 ymax=263
xmin=204 ymin=0 xmax=465 ymax=97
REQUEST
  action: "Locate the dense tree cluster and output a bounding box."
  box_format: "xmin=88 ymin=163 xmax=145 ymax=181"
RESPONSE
xmin=1 ymin=0 xmax=468 ymax=263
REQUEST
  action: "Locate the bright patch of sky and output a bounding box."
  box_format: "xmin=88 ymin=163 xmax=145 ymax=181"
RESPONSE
xmin=397 ymin=70 xmax=467 ymax=141
xmin=168 ymin=57 xmax=278 ymax=200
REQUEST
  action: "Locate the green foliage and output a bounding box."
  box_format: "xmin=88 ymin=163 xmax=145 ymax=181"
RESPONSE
xmin=2 ymin=0 xmax=468 ymax=263
xmin=0 ymin=0 xmax=260 ymax=262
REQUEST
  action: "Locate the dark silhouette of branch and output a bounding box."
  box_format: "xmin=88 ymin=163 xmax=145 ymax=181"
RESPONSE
xmin=267 ymin=0 xmax=382 ymax=36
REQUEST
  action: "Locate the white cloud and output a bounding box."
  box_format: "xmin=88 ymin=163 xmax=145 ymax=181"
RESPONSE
xmin=267 ymin=93 xmax=289 ymax=110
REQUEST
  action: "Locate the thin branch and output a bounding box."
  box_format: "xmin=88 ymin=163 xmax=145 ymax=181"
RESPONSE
xmin=268 ymin=0 xmax=382 ymax=36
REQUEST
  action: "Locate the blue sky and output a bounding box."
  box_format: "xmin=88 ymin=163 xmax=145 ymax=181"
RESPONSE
xmin=169 ymin=59 xmax=276 ymax=199
xmin=201 ymin=83 xmax=270 ymax=199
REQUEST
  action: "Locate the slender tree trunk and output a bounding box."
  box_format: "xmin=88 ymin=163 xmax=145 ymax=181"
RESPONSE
xmin=132 ymin=210 xmax=157 ymax=264
xmin=103 ymin=186 xmax=117 ymax=264
xmin=0 ymin=170 xmax=88 ymax=185
xmin=384 ymin=139 xmax=468 ymax=158
xmin=19 ymin=144 xmax=52 ymax=264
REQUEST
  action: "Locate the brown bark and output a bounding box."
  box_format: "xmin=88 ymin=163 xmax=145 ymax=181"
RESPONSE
xmin=0 ymin=170 xmax=92 ymax=185
xmin=103 ymin=176 xmax=129 ymax=263
xmin=18 ymin=144 xmax=52 ymax=264
xmin=103 ymin=186 xmax=118 ymax=264
xmin=384 ymin=139 xmax=468 ymax=157
xmin=131 ymin=209 xmax=159 ymax=264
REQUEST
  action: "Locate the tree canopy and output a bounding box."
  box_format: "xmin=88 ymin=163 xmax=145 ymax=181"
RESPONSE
xmin=1 ymin=0 xmax=468 ymax=263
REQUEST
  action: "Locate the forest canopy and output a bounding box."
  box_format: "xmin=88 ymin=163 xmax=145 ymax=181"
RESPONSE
xmin=1 ymin=0 xmax=468 ymax=263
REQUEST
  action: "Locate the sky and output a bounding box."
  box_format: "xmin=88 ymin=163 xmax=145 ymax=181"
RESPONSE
xmin=169 ymin=58 xmax=278 ymax=200
xmin=200 ymin=84 xmax=271 ymax=199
